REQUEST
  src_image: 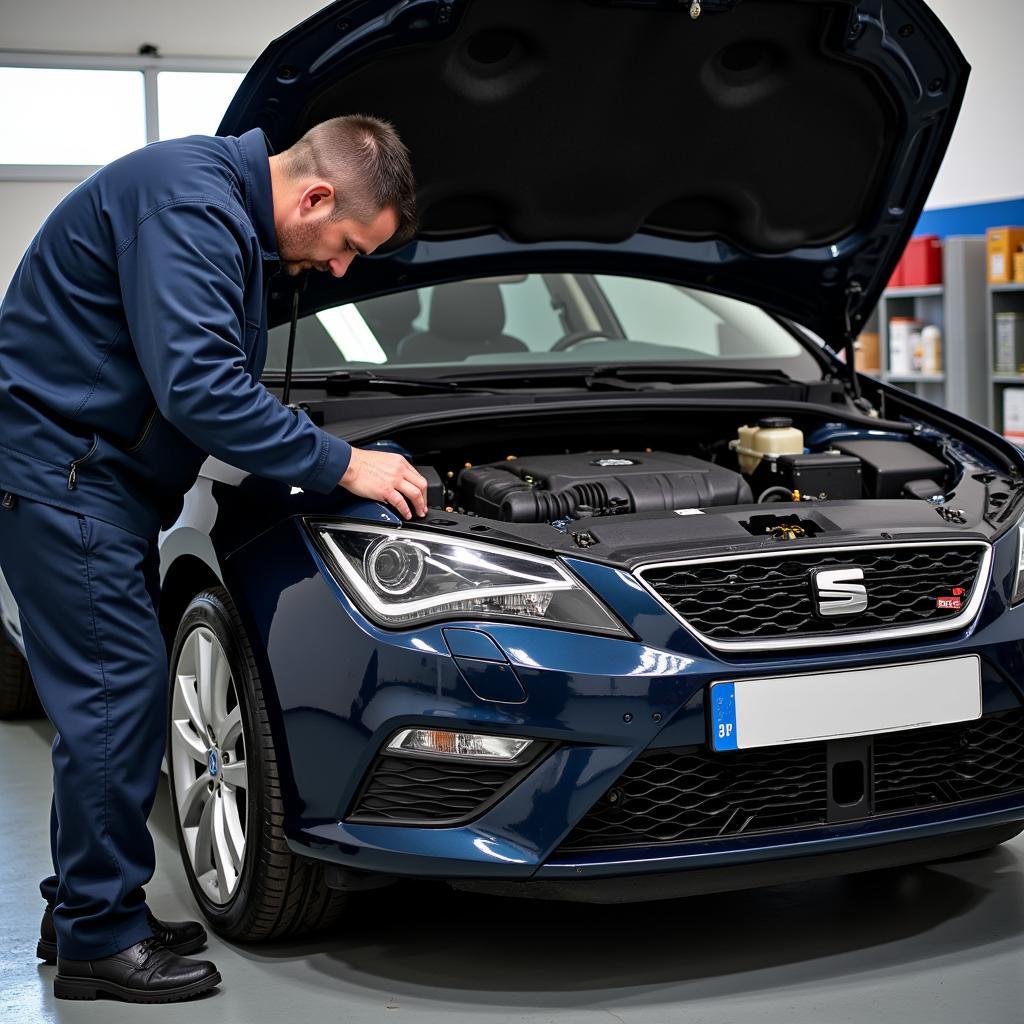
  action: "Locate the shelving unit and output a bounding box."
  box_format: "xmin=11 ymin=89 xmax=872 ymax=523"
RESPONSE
xmin=986 ymin=283 xmax=1024 ymax=439
xmin=870 ymin=236 xmax=988 ymax=423
xmin=884 ymin=284 xmax=945 ymax=299
xmin=885 ymin=373 xmax=946 ymax=384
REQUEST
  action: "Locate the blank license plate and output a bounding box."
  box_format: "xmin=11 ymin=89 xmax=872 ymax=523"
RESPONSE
xmin=709 ymin=655 xmax=981 ymax=751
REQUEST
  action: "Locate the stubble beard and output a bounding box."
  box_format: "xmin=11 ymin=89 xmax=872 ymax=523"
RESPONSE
xmin=277 ymin=219 xmax=329 ymax=275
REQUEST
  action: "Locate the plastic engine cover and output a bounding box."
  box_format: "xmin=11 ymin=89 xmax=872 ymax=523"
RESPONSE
xmin=457 ymin=451 xmax=753 ymax=522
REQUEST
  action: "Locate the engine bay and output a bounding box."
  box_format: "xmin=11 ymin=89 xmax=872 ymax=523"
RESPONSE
xmin=421 ymin=416 xmax=957 ymax=525
xmin=336 ymin=399 xmax=1021 ymax=557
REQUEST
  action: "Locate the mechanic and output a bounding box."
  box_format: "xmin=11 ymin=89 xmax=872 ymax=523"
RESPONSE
xmin=0 ymin=114 xmax=427 ymax=1003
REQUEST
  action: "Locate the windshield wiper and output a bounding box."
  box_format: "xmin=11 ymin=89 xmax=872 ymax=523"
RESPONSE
xmin=432 ymin=363 xmax=797 ymax=390
xmin=321 ymin=370 xmax=497 ymax=396
xmin=582 ymin=364 xmax=796 ymax=389
xmin=267 ymin=363 xmax=795 ymax=396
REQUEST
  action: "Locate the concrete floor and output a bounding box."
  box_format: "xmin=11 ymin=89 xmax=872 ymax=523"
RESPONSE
xmin=2 ymin=716 xmax=1023 ymax=1024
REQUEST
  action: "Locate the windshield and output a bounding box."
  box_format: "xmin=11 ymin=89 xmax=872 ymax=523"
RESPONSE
xmin=264 ymin=273 xmax=819 ymax=377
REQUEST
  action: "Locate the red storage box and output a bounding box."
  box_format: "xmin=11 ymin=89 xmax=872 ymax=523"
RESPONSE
xmin=903 ymin=234 xmax=943 ymax=285
xmin=889 ymin=235 xmax=943 ymax=288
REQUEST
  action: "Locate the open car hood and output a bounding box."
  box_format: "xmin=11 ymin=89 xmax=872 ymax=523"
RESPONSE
xmin=220 ymin=0 xmax=968 ymax=343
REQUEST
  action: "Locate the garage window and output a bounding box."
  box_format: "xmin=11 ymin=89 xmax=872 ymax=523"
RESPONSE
xmin=0 ymin=57 xmax=250 ymax=179
xmin=157 ymin=72 xmax=246 ymax=141
xmin=0 ymin=67 xmax=146 ymax=165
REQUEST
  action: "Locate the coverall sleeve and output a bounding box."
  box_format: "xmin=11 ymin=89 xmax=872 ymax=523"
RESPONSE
xmin=117 ymin=199 xmax=351 ymax=492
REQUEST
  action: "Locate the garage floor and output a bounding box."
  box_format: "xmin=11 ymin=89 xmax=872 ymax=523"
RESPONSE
xmin=2 ymin=716 xmax=1023 ymax=1024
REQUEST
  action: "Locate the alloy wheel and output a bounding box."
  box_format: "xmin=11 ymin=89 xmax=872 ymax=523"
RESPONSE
xmin=170 ymin=625 xmax=248 ymax=905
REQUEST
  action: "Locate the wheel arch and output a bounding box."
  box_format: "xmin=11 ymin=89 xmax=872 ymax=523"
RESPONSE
xmin=159 ymin=554 xmax=222 ymax=654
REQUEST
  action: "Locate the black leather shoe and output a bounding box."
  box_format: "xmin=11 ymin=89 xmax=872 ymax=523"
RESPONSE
xmin=54 ymin=935 xmax=221 ymax=1002
xmin=37 ymin=905 xmax=207 ymax=965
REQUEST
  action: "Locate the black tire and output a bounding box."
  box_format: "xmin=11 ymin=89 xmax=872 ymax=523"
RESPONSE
xmin=167 ymin=586 xmax=347 ymax=941
xmin=0 ymin=626 xmax=43 ymax=719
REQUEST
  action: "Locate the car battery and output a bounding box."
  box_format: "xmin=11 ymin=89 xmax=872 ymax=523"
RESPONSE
xmin=833 ymin=440 xmax=947 ymax=499
xmin=777 ymin=452 xmax=863 ymax=501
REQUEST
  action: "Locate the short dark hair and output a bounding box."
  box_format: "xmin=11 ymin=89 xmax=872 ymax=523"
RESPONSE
xmin=282 ymin=114 xmax=417 ymax=243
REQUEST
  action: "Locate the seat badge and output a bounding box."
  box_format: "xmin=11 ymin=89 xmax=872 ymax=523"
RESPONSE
xmin=813 ymin=567 xmax=868 ymax=617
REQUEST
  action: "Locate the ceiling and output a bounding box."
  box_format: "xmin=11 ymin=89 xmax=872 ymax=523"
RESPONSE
xmin=0 ymin=0 xmax=325 ymax=60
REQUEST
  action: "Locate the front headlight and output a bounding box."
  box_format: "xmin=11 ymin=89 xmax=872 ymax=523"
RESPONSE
xmin=307 ymin=521 xmax=627 ymax=635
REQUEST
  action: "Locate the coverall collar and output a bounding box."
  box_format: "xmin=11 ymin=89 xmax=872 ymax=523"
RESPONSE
xmin=236 ymin=127 xmax=280 ymax=263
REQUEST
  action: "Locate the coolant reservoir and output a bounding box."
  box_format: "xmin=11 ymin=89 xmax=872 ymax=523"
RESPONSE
xmin=734 ymin=417 xmax=804 ymax=474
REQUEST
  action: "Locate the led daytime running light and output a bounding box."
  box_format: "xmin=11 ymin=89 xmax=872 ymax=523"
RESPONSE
xmin=307 ymin=521 xmax=627 ymax=635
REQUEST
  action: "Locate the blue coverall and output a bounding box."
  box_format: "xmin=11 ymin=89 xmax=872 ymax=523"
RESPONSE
xmin=0 ymin=128 xmax=352 ymax=959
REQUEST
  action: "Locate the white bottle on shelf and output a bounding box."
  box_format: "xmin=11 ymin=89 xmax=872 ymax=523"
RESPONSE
xmin=889 ymin=317 xmax=919 ymax=375
xmin=921 ymin=324 xmax=942 ymax=374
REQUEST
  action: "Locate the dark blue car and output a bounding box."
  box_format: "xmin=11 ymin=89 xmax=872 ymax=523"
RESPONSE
xmin=4 ymin=0 xmax=1024 ymax=941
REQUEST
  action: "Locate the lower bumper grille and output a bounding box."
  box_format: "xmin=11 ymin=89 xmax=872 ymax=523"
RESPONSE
xmin=346 ymin=745 xmax=547 ymax=826
xmin=558 ymin=709 xmax=1024 ymax=854
xmin=874 ymin=710 xmax=1024 ymax=812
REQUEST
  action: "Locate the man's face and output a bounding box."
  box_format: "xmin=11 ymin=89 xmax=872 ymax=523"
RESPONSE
xmin=277 ymin=197 xmax=399 ymax=277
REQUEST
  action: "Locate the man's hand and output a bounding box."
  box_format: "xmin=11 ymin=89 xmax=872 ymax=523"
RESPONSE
xmin=340 ymin=447 xmax=429 ymax=520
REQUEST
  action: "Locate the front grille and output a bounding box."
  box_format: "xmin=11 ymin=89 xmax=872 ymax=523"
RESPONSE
xmin=346 ymin=754 xmax=533 ymax=826
xmin=558 ymin=709 xmax=1024 ymax=854
xmin=639 ymin=543 xmax=986 ymax=647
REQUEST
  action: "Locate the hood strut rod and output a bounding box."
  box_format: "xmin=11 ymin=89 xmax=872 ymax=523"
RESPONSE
xmin=842 ymin=281 xmax=873 ymax=414
xmin=281 ymin=276 xmax=303 ymax=408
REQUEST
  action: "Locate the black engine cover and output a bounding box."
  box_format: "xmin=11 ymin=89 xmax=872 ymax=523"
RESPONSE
xmin=457 ymin=451 xmax=752 ymax=522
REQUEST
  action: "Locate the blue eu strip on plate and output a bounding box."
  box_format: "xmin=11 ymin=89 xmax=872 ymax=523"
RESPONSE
xmin=710 ymin=682 xmax=738 ymax=751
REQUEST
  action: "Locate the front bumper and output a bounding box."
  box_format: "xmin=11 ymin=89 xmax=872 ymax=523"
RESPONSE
xmin=451 ymin=820 xmax=1024 ymax=902
xmin=225 ymin=518 xmax=1024 ymax=896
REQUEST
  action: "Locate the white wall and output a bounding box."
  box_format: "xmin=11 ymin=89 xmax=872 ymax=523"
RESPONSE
xmin=924 ymin=0 xmax=1024 ymax=209
xmin=0 ymin=181 xmax=78 ymax=292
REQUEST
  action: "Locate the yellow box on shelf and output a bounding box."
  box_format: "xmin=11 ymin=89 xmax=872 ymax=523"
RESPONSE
xmin=987 ymin=227 xmax=1024 ymax=283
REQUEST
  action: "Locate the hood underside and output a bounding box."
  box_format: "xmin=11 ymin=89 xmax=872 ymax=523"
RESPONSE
xmin=221 ymin=0 xmax=968 ymax=340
